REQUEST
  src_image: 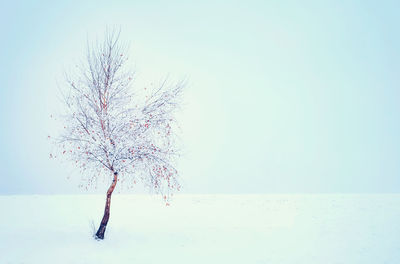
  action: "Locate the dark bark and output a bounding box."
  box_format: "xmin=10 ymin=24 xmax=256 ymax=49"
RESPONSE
xmin=95 ymin=171 xmax=118 ymax=239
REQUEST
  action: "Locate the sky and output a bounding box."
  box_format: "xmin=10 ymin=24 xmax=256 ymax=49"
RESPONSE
xmin=0 ymin=0 xmax=399 ymax=194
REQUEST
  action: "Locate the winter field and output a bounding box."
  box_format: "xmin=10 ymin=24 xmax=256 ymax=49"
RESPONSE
xmin=1 ymin=194 xmax=399 ymax=264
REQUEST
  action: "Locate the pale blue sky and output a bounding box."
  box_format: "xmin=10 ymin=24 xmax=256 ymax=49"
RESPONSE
xmin=1 ymin=0 xmax=399 ymax=194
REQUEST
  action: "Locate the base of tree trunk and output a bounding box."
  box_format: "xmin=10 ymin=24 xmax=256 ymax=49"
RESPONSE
xmin=95 ymin=224 xmax=107 ymax=239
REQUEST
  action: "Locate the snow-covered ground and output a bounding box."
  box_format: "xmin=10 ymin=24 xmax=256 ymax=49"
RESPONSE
xmin=1 ymin=194 xmax=399 ymax=263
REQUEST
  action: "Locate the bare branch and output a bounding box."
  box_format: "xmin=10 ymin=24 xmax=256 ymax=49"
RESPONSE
xmin=53 ymin=29 xmax=184 ymax=201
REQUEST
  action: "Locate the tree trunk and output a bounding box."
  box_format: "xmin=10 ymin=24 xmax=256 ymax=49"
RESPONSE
xmin=95 ymin=171 xmax=118 ymax=239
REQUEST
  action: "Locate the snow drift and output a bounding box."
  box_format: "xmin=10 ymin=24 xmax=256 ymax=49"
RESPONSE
xmin=1 ymin=194 xmax=399 ymax=263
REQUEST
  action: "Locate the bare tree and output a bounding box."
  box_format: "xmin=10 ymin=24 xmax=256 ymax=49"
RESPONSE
xmin=52 ymin=30 xmax=183 ymax=240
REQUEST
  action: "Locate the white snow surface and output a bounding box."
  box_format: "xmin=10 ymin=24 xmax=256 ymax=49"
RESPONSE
xmin=1 ymin=194 xmax=399 ymax=263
